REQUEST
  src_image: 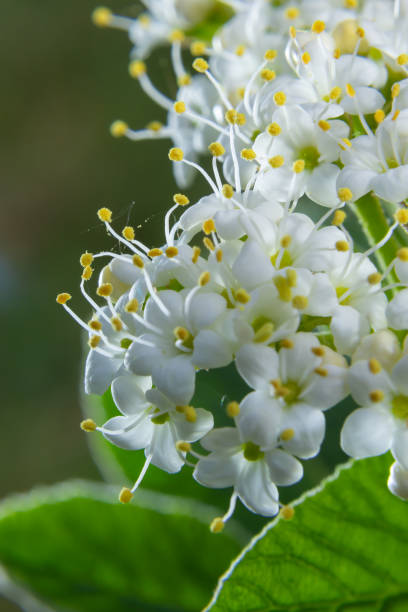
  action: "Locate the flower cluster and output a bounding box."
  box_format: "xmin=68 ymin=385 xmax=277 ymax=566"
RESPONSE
xmin=59 ymin=0 xmax=408 ymax=530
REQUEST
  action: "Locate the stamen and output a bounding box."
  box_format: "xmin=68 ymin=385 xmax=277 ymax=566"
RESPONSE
xmin=129 ymin=61 xmax=173 ymax=110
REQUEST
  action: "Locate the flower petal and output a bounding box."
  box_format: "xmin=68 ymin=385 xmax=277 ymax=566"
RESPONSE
xmin=341 ymin=407 xmax=394 ymax=458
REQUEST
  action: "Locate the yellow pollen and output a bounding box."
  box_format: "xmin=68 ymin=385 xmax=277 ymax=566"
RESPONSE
xmin=274 ymin=276 xmax=292 ymax=301
xmin=397 ymin=247 xmax=408 ymax=261
xmin=346 ymin=83 xmax=355 ymax=97
xmin=269 ymin=155 xmax=284 ymax=168
xmin=119 ymin=487 xmax=133 ymax=504
xmin=210 ymin=517 xmax=225 ymax=533
xmin=226 ymin=401 xmax=240 ymax=417
xmin=147 ymin=121 xmax=163 ymax=132
xmin=125 ymin=298 xmax=139 ymax=313
xmin=392 ymin=83 xmax=400 ymax=99
xmin=281 ymin=339 xmax=294 ymax=349
xmin=369 ymin=358 xmax=382 ymax=374
xmin=235 ymin=288 xmax=251 ymax=304
xmin=254 ymin=323 xmax=274 ymax=343
xmin=132 ymin=254 xmax=145 ymax=268
xmin=281 ymin=428 xmax=295 ymax=441
xmin=241 ymin=148 xmax=257 ymax=160
xmin=286 ymin=269 xmax=297 ymax=287
xmin=80 ymin=418 xmax=97 ymax=432
xmin=396 ymin=209 xmax=408 ymax=225
xmin=318 ymin=119 xmax=331 ymax=131
xmin=289 ymin=26 xmax=296 ymax=39
xmin=97 ymin=207 xmax=112 ymax=223
xmin=122 ymin=226 xmax=135 ymax=240
xmin=370 ymin=389 xmax=384 ymax=403
xmin=260 ymin=69 xmax=276 ymax=81
xmin=292 ymin=295 xmax=308 ymax=310
xmin=356 ymin=26 xmax=365 ymax=38
xmin=199 ymin=271 xmax=211 ymax=286
xmin=274 ymin=91 xmax=286 ymax=106
xmin=192 ymin=58 xmax=209 ymax=73
xmin=96 ymin=283 xmax=113 ymax=297
xmin=89 ymin=319 xmax=102 ymax=331
xmin=169 ymin=29 xmax=184 ymax=42
xmin=368 ymin=272 xmax=382 ymax=285
xmin=80 ymin=252 xmax=93 ymax=267
xmin=236 ymin=112 xmax=246 ymax=125
xmin=333 ymin=48 xmax=341 ymax=59
xmin=190 ymin=41 xmax=207 ymax=56
xmin=202 ymin=219 xmax=216 ymax=235
xmin=397 ymin=54 xmax=408 ymax=66
xmin=281 ymin=505 xmax=295 ymax=520
xmin=92 ymin=7 xmax=112 ymax=27
xmin=148 ymin=248 xmax=163 ymax=257
xmin=56 ymin=292 xmax=71 ymax=305
xmin=338 ymin=187 xmax=353 ymax=202
xmin=264 ymin=49 xmax=278 ymax=62
xmin=82 ymin=266 xmax=93 ymax=281
xmin=203 ymin=237 xmax=215 ymax=252
xmin=344 ymin=0 xmax=357 ymax=7
xmin=280 ymin=235 xmax=292 ymax=248
xmin=174 ymin=326 xmax=190 ymax=341
xmin=267 ymin=122 xmax=281 ymax=136
xmin=110 ymin=120 xmax=128 ymax=137
xmin=192 ymin=246 xmax=201 ymax=263
xmin=293 ymin=159 xmax=305 ymax=173
xmin=173 ymin=193 xmax=190 ymax=206
xmin=330 ymin=86 xmax=342 ymax=100
xmin=165 ymin=246 xmax=179 ymax=258
xmin=174 ymin=101 xmax=186 ymax=114
xmin=216 ymin=249 xmax=223 ymax=262
xmin=335 ymin=240 xmax=349 ymax=252
xmin=341 ymin=138 xmax=352 ymax=148
xmin=311 ymin=346 xmax=325 ymax=357
xmin=184 ymin=405 xmax=197 ymax=423
xmin=208 ymin=142 xmax=225 ymax=157
xmin=111 ymin=316 xmax=123 ymax=332
xmin=285 ymin=7 xmax=300 ymax=19
xmin=235 ymin=44 xmax=246 ymax=56
xmin=222 ymin=184 xmax=234 ymax=198
xmin=302 ymin=52 xmax=311 ymax=64
xmin=176 ymin=441 xmax=191 ymax=452
xmin=314 ymin=367 xmax=328 ymax=377
xmin=178 ymin=74 xmax=191 ymax=86
xmin=129 ymin=60 xmax=146 ymax=78
xmin=392 ymin=110 xmax=400 ymax=121
xmin=225 ymin=109 xmax=238 ymax=124
xmin=312 ymin=20 xmax=325 ymax=33
xmin=139 ymin=15 xmax=150 ymax=27
xmin=88 ymin=335 xmax=101 ymax=349
xmin=332 ymin=210 xmax=346 ymax=226
xmin=168 ymin=147 xmax=184 ymax=161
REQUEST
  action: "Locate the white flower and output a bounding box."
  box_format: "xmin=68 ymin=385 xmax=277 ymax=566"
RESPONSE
xmin=388 ymin=461 xmax=408 ymax=500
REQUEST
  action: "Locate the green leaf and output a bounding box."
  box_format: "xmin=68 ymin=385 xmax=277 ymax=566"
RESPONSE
xmin=0 ymin=481 xmax=244 ymax=612
xmin=206 ymin=454 xmax=408 ymax=612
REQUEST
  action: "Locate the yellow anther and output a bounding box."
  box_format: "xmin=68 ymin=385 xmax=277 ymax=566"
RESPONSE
xmin=226 ymin=401 xmax=240 ymax=418
xmin=202 ymin=219 xmax=216 ymax=235
xmin=173 ymin=193 xmax=190 ymax=206
xmin=369 ymin=358 xmax=382 ymax=374
xmin=346 ymin=83 xmax=355 ymax=97
xmin=392 ymin=83 xmax=401 ymax=99
xmin=281 ymin=338 xmax=294 ymax=349
xmin=289 ymin=26 xmax=296 ymax=38
xmin=132 ymin=254 xmax=145 ymax=268
xmin=222 ymin=184 xmax=234 ymax=198
xmin=338 ymin=187 xmax=353 ymax=202
xmin=129 ymin=60 xmax=146 ymax=79
xmin=302 ymin=52 xmax=311 ymax=64
xmin=237 ymin=87 xmax=245 ymax=99
xmin=397 ymin=54 xmax=408 ymax=66
xmin=273 ymin=91 xmax=286 ymax=106
xmin=178 ymin=74 xmax=191 ymax=86
xmin=122 ymin=226 xmax=135 ymax=240
xmin=269 ymin=155 xmax=285 ymax=168
xmin=330 ymin=86 xmax=342 ymax=100
xmin=235 ymin=44 xmax=246 ymax=56
xmin=148 ymin=248 xmax=163 ymax=258
xmin=190 ymin=41 xmax=207 ymax=56
xmin=165 ymin=246 xmax=179 ymax=258
xmin=236 ymin=112 xmax=246 ymax=125
xmin=356 ymin=26 xmax=365 ymax=38
xmin=56 ymin=292 xmax=72 ymax=305
xmin=80 ymin=252 xmax=93 ymax=267
xmin=125 ymin=298 xmax=139 ymax=313
xmin=293 ymin=159 xmax=305 ymax=173
xmin=138 ymin=15 xmax=150 ymax=27
xmin=210 ymin=517 xmax=225 ymax=533
xmin=235 ymin=288 xmax=251 ymax=304
xmin=341 ymin=138 xmax=352 ymax=148
xmin=110 ymin=120 xmax=128 ymax=138
xmin=119 ymin=487 xmax=133 ymax=504
xmin=192 ymin=246 xmax=201 ymax=263
xmin=397 ymin=247 xmax=408 ymax=261
xmin=199 ymin=271 xmax=211 ymax=286
xmin=267 ymin=122 xmax=281 ymax=136
xmin=216 ymin=249 xmax=223 ymax=263
xmin=97 ymin=207 xmax=112 ymax=223
xmin=311 ymin=346 xmax=325 ymax=357
xmin=280 ymin=505 xmax=295 ymax=520
xmin=89 ymin=319 xmax=102 ymax=331
xmin=97 ymin=283 xmax=113 ymax=297
xmin=254 ymin=323 xmax=275 ymax=343
xmin=225 ymin=109 xmax=238 ymax=124
xmin=285 ymin=7 xmax=300 ymax=19
xmin=286 ymin=269 xmax=297 ymax=288
xmin=174 ymin=101 xmax=186 ymax=114
xmin=184 ymin=405 xmax=197 ymax=423
xmin=176 ymin=405 xmax=186 ymax=413
xmin=318 ymin=119 xmax=331 ymax=131
xmin=260 ymin=69 xmax=276 ymax=81
xmin=280 ymin=235 xmax=292 ymax=248
xmin=176 ymin=441 xmax=191 ymax=452
xmin=168 ymin=147 xmax=184 ymax=161
xmin=174 ymin=326 xmax=190 ymax=341
xmin=264 ymin=49 xmax=278 ymax=61
xmin=147 ymin=121 xmax=163 ymax=132
xmin=241 ymin=148 xmax=257 ymax=160
xmin=314 ymin=366 xmax=328 ymax=377
xmin=192 ymin=58 xmax=209 ymax=73
xmin=203 ymin=237 xmax=215 ymax=251
xmin=332 ymin=210 xmax=346 ymax=226
xmin=335 ymin=240 xmax=349 ymax=252
xmin=370 ymin=389 xmax=384 ymax=403
xmin=92 ymin=6 xmax=112 ymax=27
xmin=344 ymin=0 xmax=357 ymax=7
xmin=392 ymin=110 xmax=400 ymax=121
xmin=368 ymin=272 xmax=382 ymax=285
xmin=208 ymin=142 xmax=225 ymax=157
xmin=82 ymin=265 xmax=93 ymax=281
xmin=169 ymin=29 xmax=184 ymax=42
xmin=396 ymin=209 xmax=408 ymax=225
xmin=292 ymin=295 xmax=308 ymax=310
xmin=281 ymin=428 xmax=295 ymax=441
xmin=274 ymin=276 xmax=292 ymax=302
xmin=312 ymin=20 xmax=325 ymax=33
xmin=88 ymin=335 xmax=101 ymax=349
xmin=111 ymin=316 xmax=123 ymax=332
xmin=80 ymin=418 xmax=97 ymax=432
xmin=333 ymin=48 xmax=341 ymax=59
